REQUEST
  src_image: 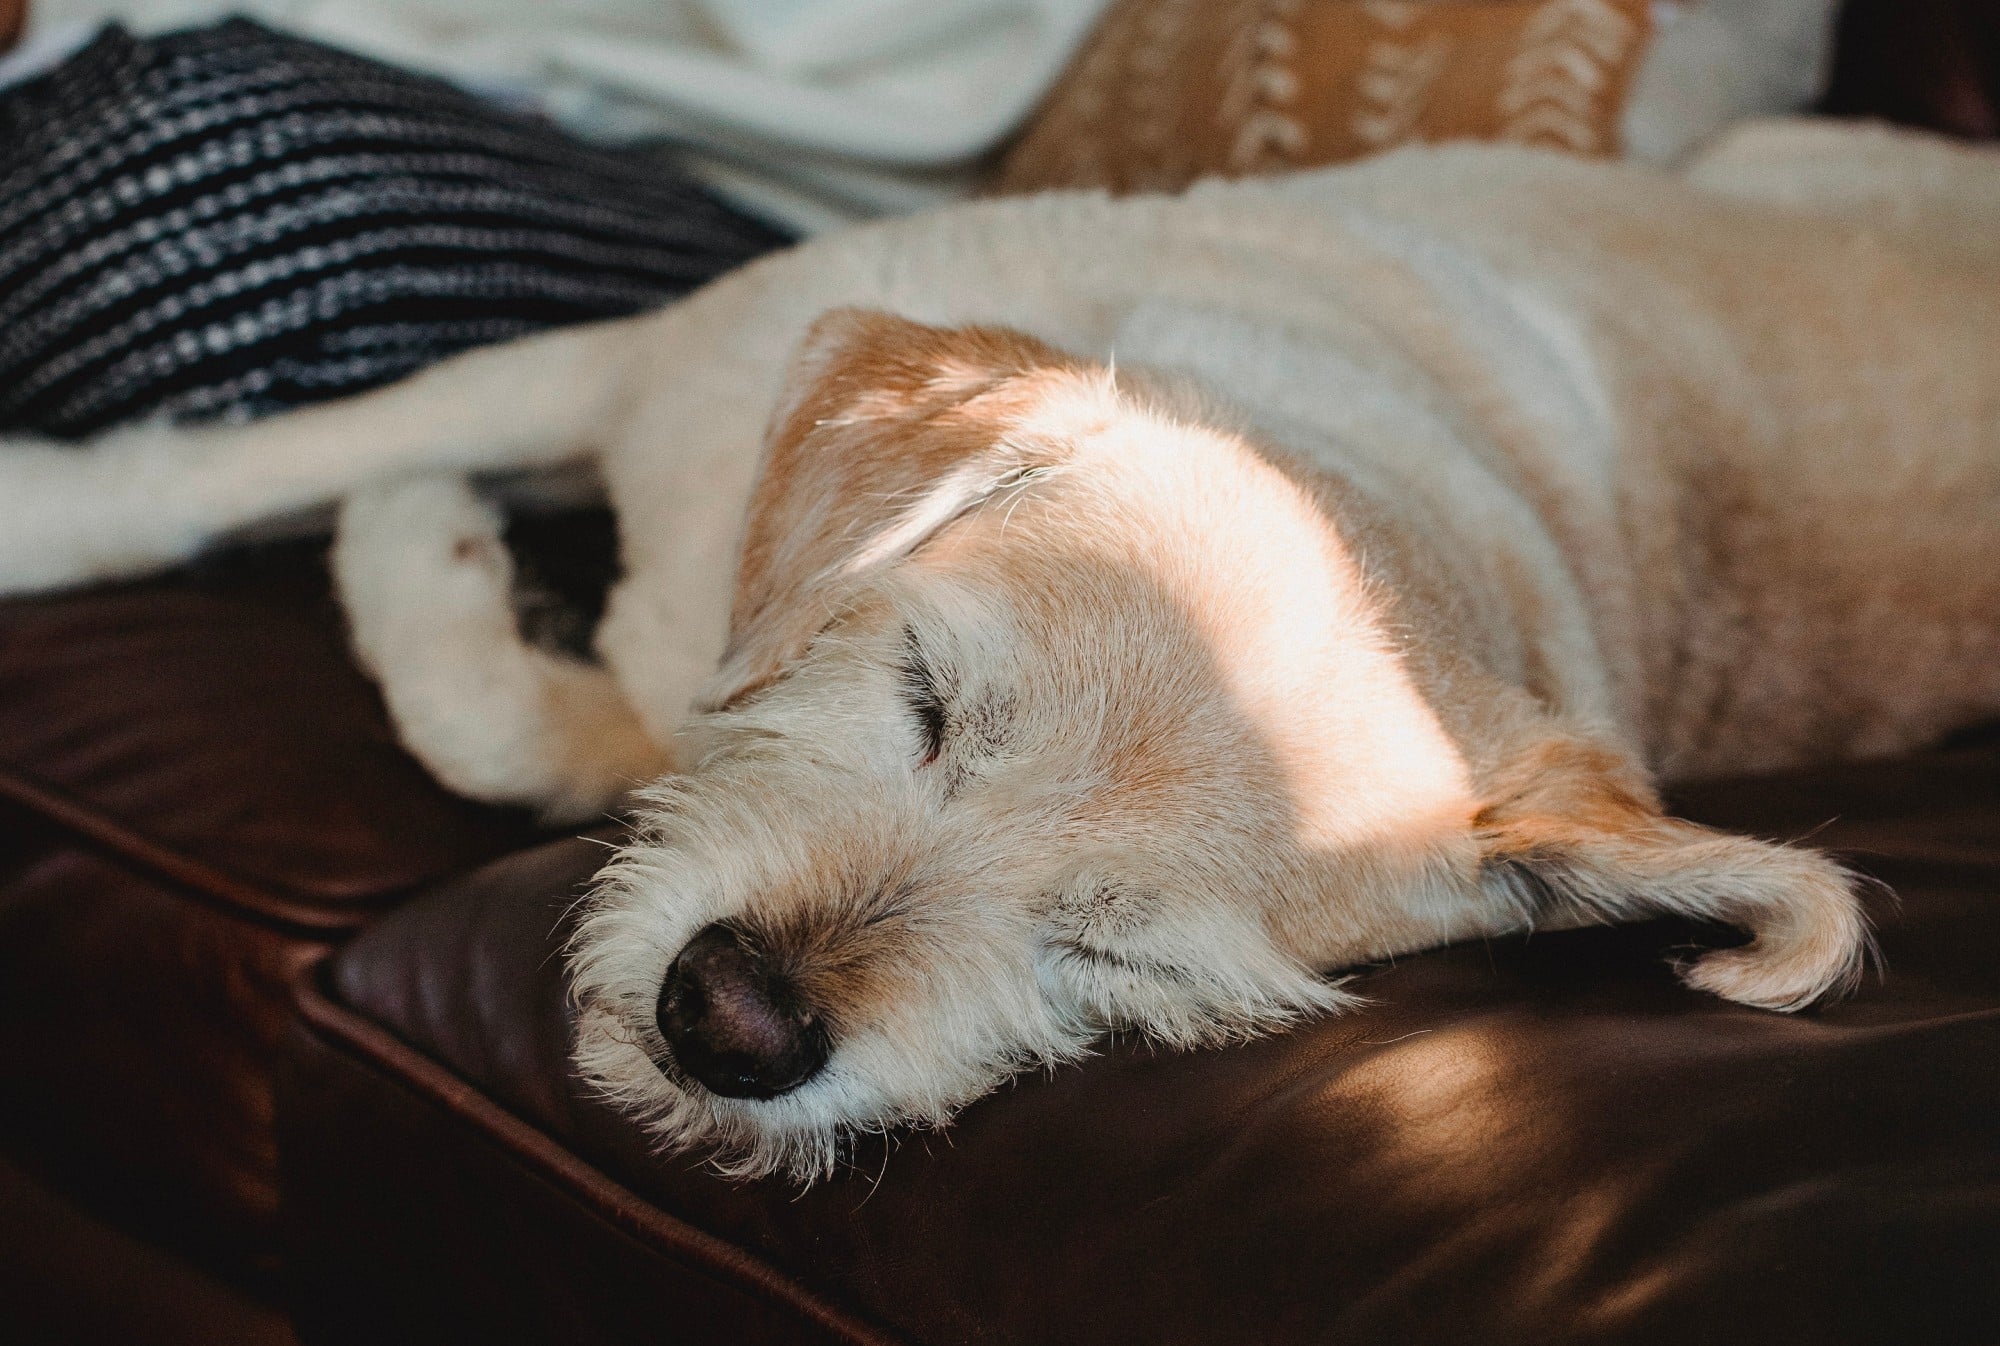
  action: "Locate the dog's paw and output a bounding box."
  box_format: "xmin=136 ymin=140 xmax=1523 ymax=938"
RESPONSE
xmin=333 ymin=475 xmax=513 ymax=672
xmin=0 ymin=435 xmax=205 ymax=595
xmin=333 ymin=474 xmax=670 ymax=821
xmin=337 ymin=474 xmax=507 ymax=572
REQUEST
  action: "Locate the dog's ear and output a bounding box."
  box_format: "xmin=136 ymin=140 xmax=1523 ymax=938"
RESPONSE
xmin=1476 ymin=736 xmax=1871 ymax=1011
xmin=704 ymin=309 xmax=1074 ymax=710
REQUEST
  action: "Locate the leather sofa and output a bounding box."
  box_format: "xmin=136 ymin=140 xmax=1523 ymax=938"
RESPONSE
xmin=4 ymin=3 xmax=1999 ymax=1341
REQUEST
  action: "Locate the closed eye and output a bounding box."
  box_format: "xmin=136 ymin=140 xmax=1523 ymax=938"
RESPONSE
xmin=898 ymin=627 xmax=949 ymax=765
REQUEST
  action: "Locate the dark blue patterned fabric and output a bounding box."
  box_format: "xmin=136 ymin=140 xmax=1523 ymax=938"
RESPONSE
xmin=0 ymin=20 xmax=791 ymax=437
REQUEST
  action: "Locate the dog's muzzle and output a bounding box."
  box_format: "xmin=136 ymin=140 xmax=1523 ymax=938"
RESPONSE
xmin=655 ymin=924 xmax=829 ymax=1099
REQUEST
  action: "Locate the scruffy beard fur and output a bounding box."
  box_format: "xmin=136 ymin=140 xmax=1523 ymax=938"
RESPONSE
xmin=570 ymin=777 xmax=1362 ymax=1182
xmin=569 ymin=767 xmax=1367 ymax=1179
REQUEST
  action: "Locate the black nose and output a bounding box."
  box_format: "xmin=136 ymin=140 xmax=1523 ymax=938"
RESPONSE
xmin=656 ymin=924 xmax=829 ymax=1099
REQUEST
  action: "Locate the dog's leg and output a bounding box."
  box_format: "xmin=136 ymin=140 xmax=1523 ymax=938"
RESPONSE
xmin=334 ymin=475 xmax=669 ymax=822
xmin=0 ymin=314 xmax=649 ymax=597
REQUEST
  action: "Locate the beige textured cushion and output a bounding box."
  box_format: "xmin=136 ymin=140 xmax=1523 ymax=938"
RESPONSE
xmin=994 ymin=0 xmax=1661 ymax=196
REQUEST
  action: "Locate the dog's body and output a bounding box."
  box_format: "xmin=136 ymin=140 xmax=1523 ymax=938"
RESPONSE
xmin=4 ymin=120 xmax=1998 ymax=1175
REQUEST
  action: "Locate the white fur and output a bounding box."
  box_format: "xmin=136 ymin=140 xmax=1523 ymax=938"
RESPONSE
xmin=332 ymin=477 xmax=668 ymax=822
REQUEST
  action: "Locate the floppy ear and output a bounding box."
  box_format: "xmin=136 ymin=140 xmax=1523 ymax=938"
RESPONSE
xmin=702 ymin=309 xmax=1075 ymax=710
xmin=1476 ymin=736 xmax=1872 ymax=1011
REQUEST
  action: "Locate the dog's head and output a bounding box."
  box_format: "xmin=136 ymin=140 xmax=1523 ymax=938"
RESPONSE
xmin=570 ymin=312 xmax=1868 ymax=1179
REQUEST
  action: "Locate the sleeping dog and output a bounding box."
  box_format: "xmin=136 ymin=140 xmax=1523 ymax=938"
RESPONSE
xmin=3 ymin=121 xmax=1997 ymax=1178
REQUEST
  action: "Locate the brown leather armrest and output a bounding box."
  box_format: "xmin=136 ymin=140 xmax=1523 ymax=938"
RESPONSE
xmin=0 ymin=1 xmax=24 ymax=54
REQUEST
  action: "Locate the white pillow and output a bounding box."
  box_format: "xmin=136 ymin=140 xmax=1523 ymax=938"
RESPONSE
xmin=1624 ymin=0 xmax=1843 ymax=163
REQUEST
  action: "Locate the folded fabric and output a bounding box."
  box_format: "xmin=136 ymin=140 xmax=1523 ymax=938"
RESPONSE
xmin=29 ymin=0 xmax=1115 ymax=231
xmin=1625 ymin=0 xmax=1847 ymax=162
xmin=0 ymin=20 xmax=790 ymax=438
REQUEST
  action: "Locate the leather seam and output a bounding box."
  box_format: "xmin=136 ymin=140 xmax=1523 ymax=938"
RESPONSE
xmin=0 ymin=762 xmax=383 ymax=934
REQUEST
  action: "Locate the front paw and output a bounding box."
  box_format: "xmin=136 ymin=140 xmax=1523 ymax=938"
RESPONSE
xmin=332 ymin=475 xmax=513 ymax=673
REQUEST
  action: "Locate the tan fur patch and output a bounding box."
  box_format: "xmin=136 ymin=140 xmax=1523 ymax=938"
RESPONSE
xmin=715 ymin=313 xmax=1082 ymax=707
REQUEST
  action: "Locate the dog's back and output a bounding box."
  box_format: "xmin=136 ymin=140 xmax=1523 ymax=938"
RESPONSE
xmin=1578 ymin=124 xmax=2000 ymax=778
xmin=1226 ymin=125 xmax=2000 ymax=779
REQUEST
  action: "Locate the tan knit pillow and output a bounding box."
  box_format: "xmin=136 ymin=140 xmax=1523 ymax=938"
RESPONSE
xmin=994 ymin=0 xmax=1661 ymax=196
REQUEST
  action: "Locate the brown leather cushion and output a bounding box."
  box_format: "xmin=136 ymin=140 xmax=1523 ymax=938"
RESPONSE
xmin=0 ymin=832 xmax=329 ymax=1284
xmin=0 ymin=1151 xmax=299 ymax=1346
xmin=0 ymin=538 xmax=555 ymax=926
xmin=0 ymin=535 xmax=567 ymax=1279
xmin=289 ymin=725 xmax=2000 ymax=1345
